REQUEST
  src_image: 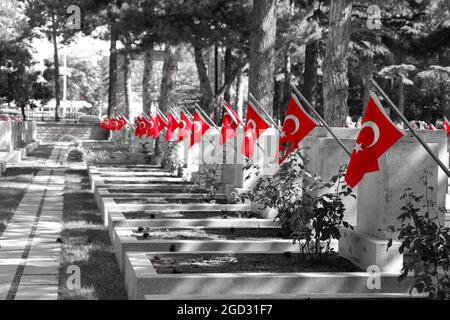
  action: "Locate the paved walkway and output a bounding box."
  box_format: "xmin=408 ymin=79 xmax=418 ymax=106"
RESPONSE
xmin=0 ymin=143 xmax=68 ymax=300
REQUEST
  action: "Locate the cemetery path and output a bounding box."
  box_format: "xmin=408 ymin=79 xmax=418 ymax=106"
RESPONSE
xmin=0 ymin=143 xmax=69 ymax=300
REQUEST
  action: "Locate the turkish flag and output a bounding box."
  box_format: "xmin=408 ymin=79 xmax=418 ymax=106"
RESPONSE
xmin=190 ymin=112 xmax=211 ymax=148
xmin=241 ymin=101 xmax=270 ymax=158
xmin=165 ymin=113 xmax=180 ymax=141
xmin=279 ymin=95 xmax=318 ymax=163
xmin=110 ymin=118 xmax=119 ymax=131
xmin=153 ymin=114 xmax=167 ymax=138
xmin=117 ymin=116 xmax=126 ymax=130
xmin=145 ymin=116 xmax=156 ymax=138
xmin=220 ymin=100 xmax=241 ymax=145
xmin=177 ymin=112 xmax=192 ymax=142
xmin=345 ymin=93 xmax=404 ymax=188
xmin=100 ymin=119 xmax=108 ymax=129
xmin=443 ymin=117 xmax=450 ymax=136
xmin=134 ymin=117 xmax=142 ymax=136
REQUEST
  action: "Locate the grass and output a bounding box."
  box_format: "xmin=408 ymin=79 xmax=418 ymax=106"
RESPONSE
xmin=59 ymin=169 xmax=127 ymax=300
xmin=0 ymin=144 xmax=53 ymax=236
xmin=0 ymin=168 xmax=39 ymax=236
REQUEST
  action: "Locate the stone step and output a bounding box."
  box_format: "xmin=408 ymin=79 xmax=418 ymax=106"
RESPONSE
xmin=144 ymin=293 xmax=424 ymax=300
xmin=101 ymin=193 xmax=228 ymax=200
xmin=116 ymin=219 xmax=279 ymax=229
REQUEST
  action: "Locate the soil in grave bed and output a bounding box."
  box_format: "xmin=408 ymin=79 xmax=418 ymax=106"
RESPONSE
xmin=133 ymin=227 xmax=284 ymax=240
xmin=114 ymin=198 xmax=230 ymax=204
xmin=107 ymin=188 xmax=206 ymax=194
xmin=123 ymin=211 xmax=261 ymax=219
xmin=103 ymin=180 xmax=188 ymax=185
xmin=150 ymin=253 xmax=361 ymax=274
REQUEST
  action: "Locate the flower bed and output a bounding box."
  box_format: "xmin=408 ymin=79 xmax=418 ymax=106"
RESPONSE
xmin=132 ymin=227 xmax=284 ymax=241
xmin=150 ymin=253 xmax=359 ymax=274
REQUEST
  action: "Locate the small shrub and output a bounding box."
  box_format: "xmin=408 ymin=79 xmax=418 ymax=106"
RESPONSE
xmin=192 ymin=164 xmax=222 ymax=202
xmin=242 ymin=150 xmax=354 ymax=262
xmin=387 ymin=171 xmax=450 ymax=299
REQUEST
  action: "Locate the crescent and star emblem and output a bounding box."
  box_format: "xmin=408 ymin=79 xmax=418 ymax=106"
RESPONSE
xmin=354 ymin=121 xmax=380 ymax=154
xmin=180 ymin=120 xmax=187 ymax=130
xmin=284 ymin=115 xmax=300 ymax=135
xmin=245 ymin=119 xmax=257 ymax=138
xmin=194 ymin=122 xmax=202 ymax=134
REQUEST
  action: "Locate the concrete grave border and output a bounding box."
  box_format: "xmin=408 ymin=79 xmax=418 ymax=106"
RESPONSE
xmin=124 ymin=251 xmax=414 ymax=300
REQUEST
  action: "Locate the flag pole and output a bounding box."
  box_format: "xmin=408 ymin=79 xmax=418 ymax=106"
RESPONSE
xmin=194 ymin=104 xmax=220 ymax=130
xmin=118 ymin=113 xmax=135 ymax=130
xmin=371 ymin=79 xmax=450 ymax=179
xmin=181 ymin=106 xmax=193 ymax=119
xmin=157 ymin=108 xmax=168 ymax=123
xmin=290 ymin=82 xmax=352 ymax=157
xmin=248 ymin=93 xmax=283 ymax=134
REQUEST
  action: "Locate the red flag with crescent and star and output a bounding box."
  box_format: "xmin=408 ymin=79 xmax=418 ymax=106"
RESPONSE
xmin=345 ymin=92 xmax=404 ymax=188
xmin=177 ymin=112 xmax=192 ymax=142
xmin=220 ymin=100 xmax=241 ymax=145
xmin=165 ymin=113 xmax=180 ymax=141
xmin=145 ymin=116 xmax=156 ymax=138
xmin=153 ymin=114 xmax=167 ymax=138
xmin=443 ymin=116 xmax=450 ymax=136
xmin=134 ymin=116 xmax=142 ymax=137
xmin=279 ymin=94 xmax=318 ymax=163
xmin=190 ymin=112 xmax=210 ymax=148
xmin=117 ymin=116 xmax=126 ymax=131
xmin=241 ymin=100 xmax=270 ymax=158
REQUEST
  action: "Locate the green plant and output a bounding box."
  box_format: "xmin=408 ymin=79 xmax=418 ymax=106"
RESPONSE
xmin=160 ymin=142 xmax=180 ymax=174
xmin=387 ymin=171 xmax=450 ymax=299
xmin=65 ymin=143 xmax=85 ymax=162
xmin=140 ymin=141 xmax=153 ymax=164
xmin=242 ymin=150 xmax=354 ymax=262
xmin=193 ymin=164 xmax=221 ymax=202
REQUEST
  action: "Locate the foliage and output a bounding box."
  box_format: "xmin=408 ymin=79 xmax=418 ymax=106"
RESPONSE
xmin=65 ymin=143 xmax=85 ymax=162
xmin=140 ymin=141 xmax=153 ymax=164
xmin=192 ymin=164 xmax=222 ymax=203
xmin=387 ymin=171 xmax=450 ymax=299
xmin=160 ymin=141 xmax=182 ymax=174
xmin=242 ymin=150 xmax=354 ymax=261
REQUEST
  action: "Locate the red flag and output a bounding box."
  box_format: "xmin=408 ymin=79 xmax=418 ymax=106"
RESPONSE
xmin=165 ymin=113 xmax=180 ymax=141
xmin=279 ymin=95 xmax=318 ymax=163
xmin=117 ymin=116 xmax=126 ymax=130
xmin=443 ymin=117 xmax=450 ymax=136
xmin=220 ymin=100 xmax=241 ymax=145
xmin=177 ymin=112 xmax=192 ymax=142
xmin=241 ymin=100 xmax=270 ymax=158
xmin=109 ymin=118 xmax=119 ymax=131
xmin=134 ymin=117 xmax=141 ymax=136
xmin=153 ymin=114 xmax=167 ymax=138
xmin=190 ymin=112 xmax=210 ymax=148
xmin=345 ymin=93 xmax=404 ymax=188
xmin=145 ymin=116 xmax=156 ymax=138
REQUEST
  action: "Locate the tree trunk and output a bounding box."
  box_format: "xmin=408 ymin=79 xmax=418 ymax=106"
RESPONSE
xmin=235 ymin=69 xmax=244 ymax=120
xmin=303 ymin=0 xmax=319 ymax=107
xmin=155 ymin=45 xmax=179 ymax=156
xmin=224 ymin=48 xmax=232 ymax=103
xmin=278 ymin=43 xmax=292 ymax=122
xmin=438 ymin=51 xmax=450 ymax=120
xmin=303 ymin=41 xmax=319 ymax=106
xmin=51 ymin=13 xmax=61 ymax=122
xmin=142 ymin=46 xmax=154 ymax=115
xmin=361 ymin=57 xmax=374 ymax=113
xmin=398 ymin=76 xmax=405 ymax=125
xmin=108 ymin=20 xmax=118 ymax=118
xmin=248 ymin=0 xmax=277 ymax=116
xmin=20 ymin=104 xmax=27 ymax=121
xmin=123 ymin=46 xmax=131 ymax=119
xmin=194 ymin=46 xmax=215 ymax=114
xmin=322 ymin=0 xmax=353 ymax=126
